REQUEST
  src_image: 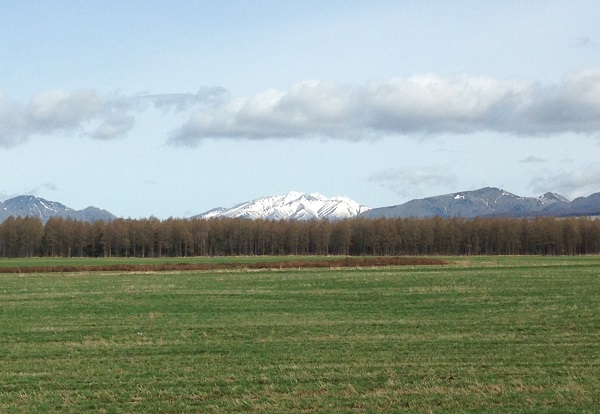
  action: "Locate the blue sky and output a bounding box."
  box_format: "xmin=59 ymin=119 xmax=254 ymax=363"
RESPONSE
xmin=1 ymin=1 xmax=599 ymax=218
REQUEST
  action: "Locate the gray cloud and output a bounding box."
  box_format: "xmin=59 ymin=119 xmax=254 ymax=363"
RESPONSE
xmin=169 ymin=69 xmax=600 ymax=146
xmin=0 ymin=88 xmax=225 ymax=148
xmin=575 ymin=36 xmax=598 ymax=48
xmin=140 ymin=87 xmax=229 ymax=112
xmin=519 ymin=156 xmax=546 ymax=163
xmin=28 ymin=182 xmax=59 ymax=196
xmin=90 ymin=113 xmax=136 ymax=140
xmin=368 ymin=167 xmax=456 ymax=197
xmin=0 ymin=89 xmax=133 ymax=147
xmin=3 ymin=68 xmax=600 ymax=149
xmin=530 ymin=167 xmax=600 ymax=199
xmin=0 ymin=93 xmax=29 ymax=147
xmin=169 ymin=80 xmax=366 ymax=146
xmin=41 ymin=182 xmax=59 ymax=191
xmin=27 ymin=89 xmax=104 ymax=132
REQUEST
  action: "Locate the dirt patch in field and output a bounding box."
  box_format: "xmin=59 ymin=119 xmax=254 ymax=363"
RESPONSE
xmin=0 ymin=257 xmax=449 ymax=274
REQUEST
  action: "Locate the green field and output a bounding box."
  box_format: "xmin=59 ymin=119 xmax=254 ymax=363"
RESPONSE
xmin=1 ymin=257 xmax=599 ymax=413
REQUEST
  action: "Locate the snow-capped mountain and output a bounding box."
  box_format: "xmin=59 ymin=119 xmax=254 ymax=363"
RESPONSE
xmin=538 ymin=192 xmax=570 ymax=204
xmin=0 ymin=195 xmax=116 ymax=223
xmin=362 ymin=187 xmax=573 ymax=219
xmin=193 ymin=191 xmax=371 ymax=220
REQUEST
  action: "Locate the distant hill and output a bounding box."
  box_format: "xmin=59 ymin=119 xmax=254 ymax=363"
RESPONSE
xmin=0 ymin=195 xmax=116 ymax=223
xmin=2 ymin=188 xmax=598 ymax=224
xmin=193 ymin=191 xmax=371 ymax=220
xmin=362 ymin=187 xmax=600 ymax=219
xmin=542 ymin=192 xmax=600 ymax=217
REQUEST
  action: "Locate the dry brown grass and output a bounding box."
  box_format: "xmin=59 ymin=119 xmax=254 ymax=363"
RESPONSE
xmin=0 ymin=256 xmax=448 ymax=274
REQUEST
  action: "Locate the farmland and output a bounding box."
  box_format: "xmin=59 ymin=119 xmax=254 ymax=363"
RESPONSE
xmin=1 ymin=256 xmax=599 ymax=412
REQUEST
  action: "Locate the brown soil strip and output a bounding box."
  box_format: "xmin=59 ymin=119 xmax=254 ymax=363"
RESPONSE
xmin=0 ymin=257 xmax=449 ymax=274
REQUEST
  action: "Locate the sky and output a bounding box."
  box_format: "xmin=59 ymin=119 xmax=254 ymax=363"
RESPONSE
xmin=1 ymin=1 xmax=599 ymax=219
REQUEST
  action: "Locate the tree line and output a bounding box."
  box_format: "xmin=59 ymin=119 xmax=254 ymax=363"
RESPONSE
xmin=0 ymin=215 xmax=599 ymax=258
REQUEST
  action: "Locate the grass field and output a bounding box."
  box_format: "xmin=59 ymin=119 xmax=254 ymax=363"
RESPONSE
xmin=1 ymin=256 xmax=599 ymax=413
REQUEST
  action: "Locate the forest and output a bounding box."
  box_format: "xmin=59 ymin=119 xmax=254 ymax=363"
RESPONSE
xmin=0 ymin=215 xmax=599 ymax=258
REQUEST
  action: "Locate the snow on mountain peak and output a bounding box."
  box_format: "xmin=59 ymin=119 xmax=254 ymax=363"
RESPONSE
xmin=0 ymin=195 xmax=116 ymax=223
xmin=538 ymin=192 xmax=570 ymax=204
xmin=194 ymin=192 xmax=371 ymax=220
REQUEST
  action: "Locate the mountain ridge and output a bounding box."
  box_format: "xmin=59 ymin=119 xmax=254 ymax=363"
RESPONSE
xmin=1 ymin=187 xmax=599 ymax=223
xmin=0 ymin=195 xmax=116 ymax=223
xmin=193 ymin=191 xmax=371 ymax=220
xmin=362 ymin=187 xmax=600 ymax=219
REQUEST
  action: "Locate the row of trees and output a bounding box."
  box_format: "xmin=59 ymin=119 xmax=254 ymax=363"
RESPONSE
xmin=0 ymin=215 xmax=599 ymax=258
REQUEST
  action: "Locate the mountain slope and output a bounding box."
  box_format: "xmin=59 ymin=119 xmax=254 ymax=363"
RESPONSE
xmin=362 ymin=187 xmax=573 ymax=219
xmin=60 ymin=206 xmax=117 ymax=223
xmin=543 ymin=192 xmax=600 ymax=217
xmin=193 ymin=191 xmax=371 ymax=220
xmin=0 ymin=195 xmax=116 ymax=223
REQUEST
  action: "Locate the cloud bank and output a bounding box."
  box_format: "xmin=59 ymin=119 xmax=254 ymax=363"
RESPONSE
xmin=2 ymin=69 xmax=599 ymax=148
xmin=0 ymin=89 xmax=129 ymax=147
xmin=0 ymin=88 xmax=226 ymax=148
xmin=170 ymin=68 xmax=600 ymax=145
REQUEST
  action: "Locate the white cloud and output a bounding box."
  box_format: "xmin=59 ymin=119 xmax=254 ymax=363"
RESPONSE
xmin=0 ymin=88 xmax=224 ymax=148
xmin=3 ymin=68 xmax=600 ymax=149
xmin=90 ymin=113 xmax=136 ymax=140
xmin=368 ymin=167 xmax=456 ymax=197
xmin=27 ymin=89 xmax=104 ymax=131
xmin=530 ymin=167 xmax=600 ymax=199
xmin=0 ymin=89 xmax=130 ymax=147
xmin=169 ymin=68 xmax=600 ymax=145
xmin=0 ymin=92 xmax=29 ymax=147
xmin=363 ymin=74 xmax=526 ymax=134
xmin=169 ymin=80 xmax=365 ymax=145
